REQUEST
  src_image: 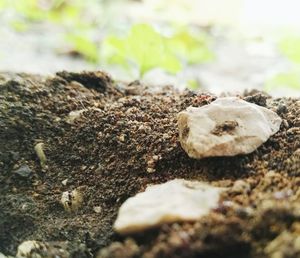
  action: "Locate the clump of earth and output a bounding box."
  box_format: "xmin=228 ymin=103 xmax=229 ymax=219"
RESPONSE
xmin=0 ymin=71 xmax=299 ymax=258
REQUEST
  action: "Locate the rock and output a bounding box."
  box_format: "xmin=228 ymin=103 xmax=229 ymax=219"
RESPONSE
xmin=178 ymin=97 xmax=282 ymax=159
xmin=66 ymin=109 xmax=86 ymax=124
xmin=14 ymin=165 xmax=32 ymax=178
xmin=16 ymin=240 xmax=47 ymax=258
xmin=60 ymin=189 xmax=83 ymax=212
xmin=61 ymin=179 xmax=68 ymax=186
xmin=232 ymin=180 xmax=250 ymax=194
xmin=93 ymin=206 xmax=102 ymax=214
xmin=16 ymin=240 xmax=70 ymax=258
xmin=114 ymin=179 xmax=224 ymax=234
xmin=66 ymin=107 xmax=102 ymax=124
xmin=264 ymin=231 xmax=300 ymax=258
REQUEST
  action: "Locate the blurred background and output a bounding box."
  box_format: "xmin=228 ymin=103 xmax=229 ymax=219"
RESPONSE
xmin=0 ymin=0 xmax=300 ymax=96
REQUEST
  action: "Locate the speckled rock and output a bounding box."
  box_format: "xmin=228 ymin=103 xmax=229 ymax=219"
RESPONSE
xmin=114 ymin=179 xmax=224 ymax=234
xmin=16 ymin=240 xmax=72 ymax=258
xmin=16 ymin=241 xmax=47 ymax=258
xmin=178 ymin=97 xmax=282 ymax=159
xmin=60 ymin=189 xmax=83 ymax=213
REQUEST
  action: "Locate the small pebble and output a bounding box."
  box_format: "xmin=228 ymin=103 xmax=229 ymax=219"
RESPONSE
xmin=232 ymin=180 xmax=250 ymax=194
xmin=61 ymin=179 xmax=68 ymax=186
xmin=14 ymin=164 xmax=32 ymax=178
xmin=61 ymin=189 xmax=83 ymax=212
xmin=93 ymin=206 xmax=102 ymax=214
xmin=16 ymin=240 xmax=47 ymax=258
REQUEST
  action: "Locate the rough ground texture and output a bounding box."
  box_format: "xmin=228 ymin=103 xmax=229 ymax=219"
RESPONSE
xmin=0 ymin=71 xmax=299 ymax=258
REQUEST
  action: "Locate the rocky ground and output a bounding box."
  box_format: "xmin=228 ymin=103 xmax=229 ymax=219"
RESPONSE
xmin=0 ymin=71 xmax=299 ymax=258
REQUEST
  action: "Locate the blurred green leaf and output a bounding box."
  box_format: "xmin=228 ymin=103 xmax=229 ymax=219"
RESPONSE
xmin=265 ymin=70 xmax=300 ymax=91
xmin=66 ymin=34 xmax=99 ymax=63
xmin=279 ymin=36 xmax=300 ymax=63
xmin=10 ymin=20 xmax=29 ymax=32
xmin=187 ymin=79 xmax=201 ymax=90
xmin=13 ymin=0 xmax=46 ymax=21
xmin=102 ymin=24 xmax=182 ymax=77
xmin=167 ymin=29 xmax=214 ymax=64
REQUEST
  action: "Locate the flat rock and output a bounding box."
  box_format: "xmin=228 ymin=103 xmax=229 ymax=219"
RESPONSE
xmin=114 ymin=179 xmax=224 ymax=234
xmin=13 ymin=165 xmax=32 ymax=178
xmin=178 ymin=97 xmax=282 ymax=159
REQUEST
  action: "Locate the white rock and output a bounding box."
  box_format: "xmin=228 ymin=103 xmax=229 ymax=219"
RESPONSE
xmin=93 ymin=206 xmax=102 ymax=214
xmin=66 ymin=107 xmax=102 ymax=124
xmin=16 ymin=240 xmax=46 ymax=258
xmin=178 ymin=97 xmax=282 ymax=159
xmin=114 ymin=179 xmax=224 ymax=234
xmin=61 ymin=179 xmax=68 ymax=186
xmin=60 ymin=189 xmax=83 ymax=212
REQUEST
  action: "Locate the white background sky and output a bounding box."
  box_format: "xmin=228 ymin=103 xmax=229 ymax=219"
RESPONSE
xmin=128 ymin=0 xmax=300 ymax=31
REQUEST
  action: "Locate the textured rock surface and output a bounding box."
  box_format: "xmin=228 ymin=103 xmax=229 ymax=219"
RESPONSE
xmin=178 ymin=97 xmax=282 ymax=159
xmin=16 ymin=241 xmax=47 ymax=258
xmin=114 ymin=179 xmax=224 ymax=234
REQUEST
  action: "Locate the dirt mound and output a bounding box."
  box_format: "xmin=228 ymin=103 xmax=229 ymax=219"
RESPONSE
xmin=0 ymin=71 xmax=299 ymax=257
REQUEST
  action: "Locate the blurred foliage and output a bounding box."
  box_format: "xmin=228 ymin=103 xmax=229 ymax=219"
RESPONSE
xmin=0 ymin=0 xmax=102 ymax=60
xmin=66 ymin=34 xmax=99 ymax=63
xmin=265 ymin=36 xmax=300 ymax=91
xmin=0 ymin=0 xmax=213 ymax=80
xmin=279 ymin=36 xmax=300 ymax=64
xmin=101 ymin=24 xmax=213 ymax=77
xmin=187 ymin=79 xmax=201 ymax=90
xmin=101 ymin=24 xmax=182 ymax=77
xmin=0 ymin=0 xmax=100 ymax=25
xmin=265 ymin=69 xmax=300 ymax=91
xmin=167 ymin=29 xmax=213 ymax=65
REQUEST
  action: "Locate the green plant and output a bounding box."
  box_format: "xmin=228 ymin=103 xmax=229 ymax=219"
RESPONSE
xmin=187 ymin=79 xmax=201 ymax=90
xmin=265 ymin=69 xmax=300 ymax=91
xmin=279 ymin=36 xmax=300 ymax=63
xmin=166 ymin=29 xmax=213 ymax=65
xmin=265 ymin=36 xmax=300 ymax=92
xmin=101 ymin=24 xmax=182 ymax=77
xmin=66 ymin=34 xmax=99 ymax=63
xmin=101 ymin=24 xmax=213 ymax=78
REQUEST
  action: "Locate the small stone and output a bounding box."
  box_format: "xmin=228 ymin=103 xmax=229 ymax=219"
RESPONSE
xmin=67 ymin=109 xmax=86 ymax=123
xmin=118 ymin=134 xmax=126 ymax=142
xmin=16 ymin=240 xmax=70 ymax=258
xmin=93 ymin=206 xmax=102 ymax=214
xmin=114 ymin=179 xmax=224 ymax=234
xmin=264 ymin=231 xmax=300 ymax=258
xmin=61 ymin=179 xmax=68 ymax=186
xmin=232 ymin=180 xmax=250 ymax=194
xmin=61 ymin=189 xmax=83 ymax=212
xmin=16 ymin=240 xmax=47 ymax=258
xmin=146 ymin=167 xmax=155 ymax=173
xmin=14 ymin=164 xmax=32 ymax=178
xmin=178 ymin=97 xmax=282 ymax=159
xmin=66 ymin=107 xmax=102 ymax=124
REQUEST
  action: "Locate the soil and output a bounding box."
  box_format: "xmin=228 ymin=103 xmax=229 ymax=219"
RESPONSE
xmin=0 ymin=71 xmax=299 ymax=258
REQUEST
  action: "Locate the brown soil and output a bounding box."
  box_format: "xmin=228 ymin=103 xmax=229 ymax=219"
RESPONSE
xmin=0 ymin=71 xmax=299 ymax=258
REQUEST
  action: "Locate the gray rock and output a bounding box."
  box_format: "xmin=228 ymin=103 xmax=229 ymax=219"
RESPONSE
xmin=14 ymin=165 xmax=32 ymax=178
